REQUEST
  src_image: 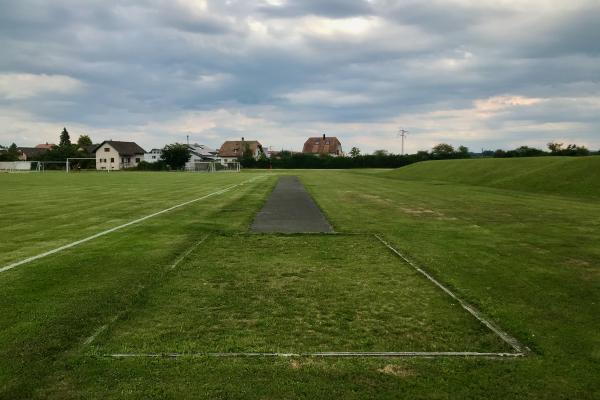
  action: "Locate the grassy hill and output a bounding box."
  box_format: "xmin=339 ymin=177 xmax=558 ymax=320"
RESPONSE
xmin=384 ymin=156 xmax=600 ymax=198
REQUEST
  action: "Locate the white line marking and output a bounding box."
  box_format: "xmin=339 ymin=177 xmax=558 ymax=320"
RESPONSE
xmin=83 ymin=235 xmax=212 ymax=346
xmin=373 ymin=234 xmax=527 ymax=355
xmin=105 ymin=351 xmax=524 ymax=358
xmin=169 ymin=235 xmax=210 ymax=270
xmin=0 ymin=176 xmax=265 ymax=274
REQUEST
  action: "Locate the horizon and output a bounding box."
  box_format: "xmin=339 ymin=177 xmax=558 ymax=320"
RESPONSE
xmin=1 ymin=1 xmax=599 ymax=153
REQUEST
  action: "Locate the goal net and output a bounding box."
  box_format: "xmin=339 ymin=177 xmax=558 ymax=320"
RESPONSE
xmin=188 ymin=161 xmax=216 ymax=172
xmin=215 ymin=162 xmax=241 ymax=172
xmin=66 ymin=158 xmax=96 ymax=172
xmin=187 ymin=161 xmax=241 ymax=172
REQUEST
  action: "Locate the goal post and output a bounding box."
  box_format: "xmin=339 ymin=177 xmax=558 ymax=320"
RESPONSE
xmin=215 ymin=161 xmax=241 ymax=172
xmin=188 ymin=161 xmax=216 ymax=172
xmin=186 ymin=161 xmax=241 ymax=173
xmin=66 ymin=158 xmax=96 ymax=173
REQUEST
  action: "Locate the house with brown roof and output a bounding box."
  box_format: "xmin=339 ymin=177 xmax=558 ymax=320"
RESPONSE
xmin=35 ymin=143 xmax=55 ymax=150
xmin=93 ymin=140 xmax=146 ymax=170
xmin=17 ymin=147 xmax=49 ymax=161
xmin=302 ymin=134 xmax=343 ymax=156
xmin=218 ymin=138 xmax=264 ymax=163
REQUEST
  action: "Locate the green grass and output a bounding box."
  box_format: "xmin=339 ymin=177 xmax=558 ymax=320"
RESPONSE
xmin=1 ymin=161 xmax=599 ymax=399
xmin=89 ymin=234 xmax=509 ymax=355
xmin=382 ymin=156 xmax=600 ymax=198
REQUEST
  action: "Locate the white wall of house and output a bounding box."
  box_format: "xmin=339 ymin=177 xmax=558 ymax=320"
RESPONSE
xmin=96 ymin=143 xmax=143 ymax=170
xmin=144 ymin=149 xmax=162 ymax=163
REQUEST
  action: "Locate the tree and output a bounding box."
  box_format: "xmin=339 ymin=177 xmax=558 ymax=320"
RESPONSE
xmin=458 ymin=145 xmax=470 ymax=156
xmin=161 ymin=143 xmax=191 ymax=170
xmin=349 ymin=147 xmax=361 ymax=158
xmin=431 ymin=143 xmax=455 ymax=159
xmin=0 ymin=143 xmax=20 ymax=161
xmin=77 ymin=134 xmax=92 ymax=147
xmin=548 ymin=142 xmax=563 ymax=154
xmin=59 ymin=127 xmax=71 ymax=147
xmin=373 ymin=149 xmax=388 ymax=156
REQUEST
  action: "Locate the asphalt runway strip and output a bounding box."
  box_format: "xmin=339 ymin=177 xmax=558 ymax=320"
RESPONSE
xmin=250 ymin=176 xmax=334 ymax=233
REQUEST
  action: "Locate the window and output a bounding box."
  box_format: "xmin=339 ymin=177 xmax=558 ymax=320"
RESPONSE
xmin=152 ymin=156 xmax=156 ymax=159
xmin=135 ymin=158 xmax=140 ymax=163
xmin=104 ymin=147 xmax=110 ymax=152
xmin=110 ymin=157 xmax=114 ymax=163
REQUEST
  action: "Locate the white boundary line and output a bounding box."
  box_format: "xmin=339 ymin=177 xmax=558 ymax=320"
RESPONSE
xmin=373 ymin=234 xmax=528 ymax=355
xmin=0 ymin=176 xmax=265 ymax=274
xmin=105 ymin=351 xmax=523 ymax=359
xmin=98 ymin=232 xmax=526 ymax=360
xmin=84 ymin=235 xmax=211 ymax=346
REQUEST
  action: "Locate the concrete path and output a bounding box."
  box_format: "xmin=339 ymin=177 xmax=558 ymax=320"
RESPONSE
xmin=250 ymin=176 xmax=334 ymax=233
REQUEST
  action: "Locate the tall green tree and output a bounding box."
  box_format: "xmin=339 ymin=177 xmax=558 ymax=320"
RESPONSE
xmin=0 ymin=143 xmax=20 ymax=161
xmin=59 ymin=127 xmax=71 ymax=147
xmin=77 ymin=134 xmax=92 ymax=147
xmin=161 ymin=143 xmax=191 ymax=170
xmin=349 ymin=147 xmax=361 ymax=158
xmin=431 ymin=143 xmax=455 ymax=159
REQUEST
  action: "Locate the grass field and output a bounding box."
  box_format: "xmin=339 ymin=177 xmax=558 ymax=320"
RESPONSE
xmin=1 ymin=161 xmax=599 ymax=399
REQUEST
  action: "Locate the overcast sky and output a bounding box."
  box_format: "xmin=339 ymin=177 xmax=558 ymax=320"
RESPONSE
xmin=1 ymin=0 xmax=598 ymax=153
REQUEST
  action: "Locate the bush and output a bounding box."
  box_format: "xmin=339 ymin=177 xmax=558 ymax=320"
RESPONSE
xmin=133 ymin=160 xmax=168 ymax=171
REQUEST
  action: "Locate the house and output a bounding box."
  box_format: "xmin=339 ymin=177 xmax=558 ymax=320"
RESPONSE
xmin=93 ymin=140 xmax=146 ymax=170
xmin=185 ymin=144 xmax=219 ymax=170
xmin=17 ymin=147 xmax=48 ymax=161
xmin=218 ymin=138 xmax=264 ymax=163
xmin=302 ymin=134 xmax=343 ymax=156
xmin=35 ymin=143 xmax=55 ymax=150
xmin=144 ymin=148 xmax=163 ymax=163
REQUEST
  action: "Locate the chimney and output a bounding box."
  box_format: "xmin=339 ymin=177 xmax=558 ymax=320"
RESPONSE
xmin=322 ymin=134 xmax=326 ymax=139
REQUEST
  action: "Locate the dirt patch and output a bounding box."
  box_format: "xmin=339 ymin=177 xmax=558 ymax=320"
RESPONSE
xmin=377 ymin=364 xmax=416 ymax=378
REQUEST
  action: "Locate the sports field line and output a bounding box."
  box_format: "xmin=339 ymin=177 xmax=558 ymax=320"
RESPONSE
xmin=374 ymin=234 xmax=528 ymax=355
xmin=0 ymin=175 xmax=266 ymax=274
xmin=83 ymin=235 xmax=211 ymax=346
xmin=105 ymin=351 xmax=524 ymax=359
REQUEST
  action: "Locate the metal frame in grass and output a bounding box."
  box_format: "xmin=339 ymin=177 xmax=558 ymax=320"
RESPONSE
xmin=97 ymin=232 xmax=529 ymax=359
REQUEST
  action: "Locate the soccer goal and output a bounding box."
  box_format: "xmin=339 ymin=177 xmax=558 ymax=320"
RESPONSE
xmin=215 ymin=161 xmax=241 ymax=172
xmin=188 ymin=161 xmax=216 ymax=172
xmin=66 ymin=158 xmax=96 ymax=173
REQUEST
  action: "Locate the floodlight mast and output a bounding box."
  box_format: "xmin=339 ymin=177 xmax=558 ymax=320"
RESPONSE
xmin=398 ymin=128 xmax=408 ymax=155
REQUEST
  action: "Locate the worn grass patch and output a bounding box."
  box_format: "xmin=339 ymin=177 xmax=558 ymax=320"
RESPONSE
xmin=88 ymin=234 xmax=511 ymax=355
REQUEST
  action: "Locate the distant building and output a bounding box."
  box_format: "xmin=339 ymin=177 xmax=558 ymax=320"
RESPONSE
xmin=144 ymin=148 xmax=163 ymax=163
xmin=35 ymin=143 xmax=55 ymax=150
xmin=302 ymin=134 xmax=343 ymax=156
xmin=185 ymin=144 xmax=218 ymax=170
xmin=17 ymin=147 xmax=48 ymax=161
xmin=218 ymin=138 xmax=264 ymax=163
xmin=93 ymin=140 xmax=146 ymax=170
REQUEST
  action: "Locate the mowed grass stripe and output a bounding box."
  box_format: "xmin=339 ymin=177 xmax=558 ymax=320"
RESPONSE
xmin=0 ymin=174 xmax=265 ymax=273
xmin=0 ymin=172 xmax=265 ymax=265
xmin=0 ymin=175 xmax=276 ymax=398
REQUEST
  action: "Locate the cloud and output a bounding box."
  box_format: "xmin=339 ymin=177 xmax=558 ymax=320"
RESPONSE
xmin=0 ymin=0 xmax=599 ymax=153
xmin=0 ymin=73 xmax=84 ymax=100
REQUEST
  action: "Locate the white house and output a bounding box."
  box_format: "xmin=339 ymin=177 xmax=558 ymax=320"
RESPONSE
xmin=185 ymin=143 xmax=219 ymax=170
xmin=144 ymin=148 xmax=163 ymax=163
xmin=93 ymin=140 xmax=146 ymax=170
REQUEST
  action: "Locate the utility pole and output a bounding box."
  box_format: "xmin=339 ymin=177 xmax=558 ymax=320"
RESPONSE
xmin=398 ymin=128 xmax=408 ymax=155
xmin=186 ymin=135 xmax=189 ymax=146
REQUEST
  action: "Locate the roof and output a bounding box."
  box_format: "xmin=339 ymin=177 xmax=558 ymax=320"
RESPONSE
xmin=188 ymin=144 xmax=217 ymax=157
xmin=302 ymin=136 xmax=342 ymax=155
xmin=17 ymin=147 xmax=48 ymax=159
xmin=218 ymin=140 xmax=263 ymax=157
xmin=93 ymin=141 xmax=146 ymax=155
xmin=35 ymin=143 xmax=55 ymax=149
